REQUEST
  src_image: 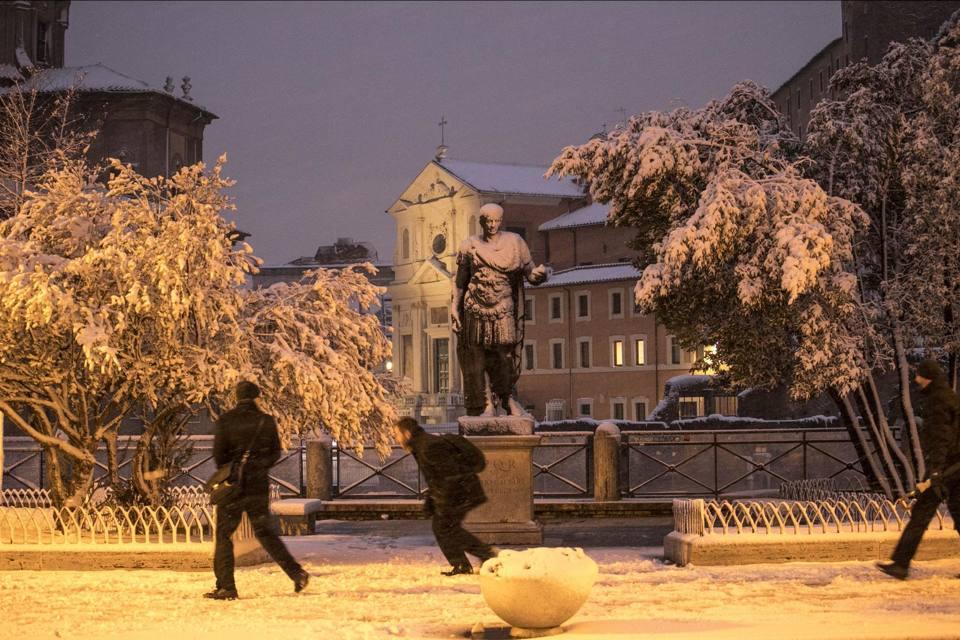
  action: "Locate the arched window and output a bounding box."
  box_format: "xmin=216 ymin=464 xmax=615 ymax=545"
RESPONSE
xmin=401 ymin=229 xmax=410 ymax=260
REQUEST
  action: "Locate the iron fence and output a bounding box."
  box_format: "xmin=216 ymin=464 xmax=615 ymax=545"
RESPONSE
xmin=4 ymin=428 xmax=892 ymax=502
xmin=533 ymin=432 xmax=592 ymax=498
xmin=624 ymin=429 xmax=877 ymax=500
xmin=332 ymin=443 xmax=425 ymax=498
xmin=2 ymin=436 xmax=306 ymax=498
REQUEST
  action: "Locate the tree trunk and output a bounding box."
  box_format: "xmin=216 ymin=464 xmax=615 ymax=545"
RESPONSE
xmin=865 ymin=372 xmax=915 ymax=490
xmin=63 ymin=457 xmax=94 ymax=507
xmin=43 ymin=444 xmax=66 ymax=507
xmin=104 ymin=430 xmax=120 ymax=486
xmin=855 ymin=385 xmax=905 ymax=496
xmin=892 ymin=324 xmax=925 ymax=480
xmin=132 ymin=405 xmax=191 ymax=506
xmin=831 ymin=387 xmax=892 ymax=497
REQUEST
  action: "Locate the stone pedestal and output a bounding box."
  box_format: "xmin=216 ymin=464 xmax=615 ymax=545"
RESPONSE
xmin=460 ymin=416 xmax=542 ymax=545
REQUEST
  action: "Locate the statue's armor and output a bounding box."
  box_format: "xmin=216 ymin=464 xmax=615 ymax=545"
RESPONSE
xmin=455 ymin=232 xmax=533 ymax=415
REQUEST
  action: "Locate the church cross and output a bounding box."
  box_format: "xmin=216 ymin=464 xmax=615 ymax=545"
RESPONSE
xmin=438 ymin=115 xmax=448 ymax=146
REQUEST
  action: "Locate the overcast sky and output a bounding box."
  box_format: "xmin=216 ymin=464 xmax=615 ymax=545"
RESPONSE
xmin=67 ymin=1 xmax=840 ymax=265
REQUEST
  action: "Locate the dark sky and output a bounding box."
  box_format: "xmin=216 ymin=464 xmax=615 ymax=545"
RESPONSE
xmin=67 ymin=1 xmax=840 ymax=265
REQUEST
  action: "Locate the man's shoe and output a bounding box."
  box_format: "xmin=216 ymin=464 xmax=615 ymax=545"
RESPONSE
xmin=294 ymin=570 xmax=310 ymax=593
xmin=203 ymin=587 xmax=238 ymax=600
xmin=876 ymin=561 xmax=909 ymax=581
xmin=441 ymin=565 xmax=473 ymax=576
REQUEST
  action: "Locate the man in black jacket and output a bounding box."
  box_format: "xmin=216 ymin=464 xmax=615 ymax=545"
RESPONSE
xmin=397 ymin=417 xmax=495 ymax=575
xmin=878 ymin=359 xmax=960 ymax=580
xmin=205 ymin=381 xmax=309 ymax=600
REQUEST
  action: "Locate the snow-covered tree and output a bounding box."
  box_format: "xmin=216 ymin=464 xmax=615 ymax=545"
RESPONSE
xmin=551 ymin=14 xmax=960 ymax=498
xmin=0 ymin=157 xmax=398 ymax=505
xmin=806 ymin=15 xmax=960 ymax=488
xmin=239 ymin=266 xmax=400 ymax=456
xmin=548 ymin=78 xmax=911 ymax=498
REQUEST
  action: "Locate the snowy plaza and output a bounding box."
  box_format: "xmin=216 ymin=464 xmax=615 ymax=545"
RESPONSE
xmin=1 ymin=520 xmax=959 ymax=640
xmin=4 ymin=1 xmax=960 ymax=639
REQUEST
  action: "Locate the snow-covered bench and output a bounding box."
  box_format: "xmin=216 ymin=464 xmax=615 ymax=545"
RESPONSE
xmin=270 ymin=499 xmax=324 ymax=536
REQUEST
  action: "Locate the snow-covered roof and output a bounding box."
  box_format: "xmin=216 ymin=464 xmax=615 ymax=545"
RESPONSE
xmin=8 ymin=64 xmax=215 ymax=116
xmin=436 ymin=159 xmax=584 ymax=198
xmin=539 ymin=202 xmax=611 ymax=231
xmin=530 ymin=262 xmax=641 ymax=288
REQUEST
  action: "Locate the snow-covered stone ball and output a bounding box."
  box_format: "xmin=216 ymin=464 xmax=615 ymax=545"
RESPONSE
xmin=479 ymin=547 xmax=598 ymax=635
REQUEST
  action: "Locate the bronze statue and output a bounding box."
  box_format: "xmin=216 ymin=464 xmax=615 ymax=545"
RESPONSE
xmin=451 ymin=203 xmax=547 ymax=416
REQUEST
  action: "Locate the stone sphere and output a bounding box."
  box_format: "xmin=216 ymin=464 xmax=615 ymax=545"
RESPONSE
xmin=479 ymin=547 xmax=598 ymax=632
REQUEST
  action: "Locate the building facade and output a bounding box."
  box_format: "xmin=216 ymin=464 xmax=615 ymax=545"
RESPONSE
xmin=772 ymin=1 xmax=960 ymax=138
xmin=0 ymin=1 xmax=217 ymax=179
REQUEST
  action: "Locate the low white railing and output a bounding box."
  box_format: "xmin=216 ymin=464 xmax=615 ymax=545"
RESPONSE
xmin=0 ymin=503 xmax=217 ymax=544
xmin=0 ymin=487 xmax=53 ymax=508
xmin=0 ymin=484 xmax=270 ymax=545
xmin=673 ymin=496 xmax=951 ymax=536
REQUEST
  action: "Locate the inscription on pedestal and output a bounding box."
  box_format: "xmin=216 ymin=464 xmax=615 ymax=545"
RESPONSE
xmin=462 ymin=435 xmax=540 ymax=543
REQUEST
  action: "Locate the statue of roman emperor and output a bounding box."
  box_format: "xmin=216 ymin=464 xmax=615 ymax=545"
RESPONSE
xmin=451 ymin=203 xmax=548 ymax=417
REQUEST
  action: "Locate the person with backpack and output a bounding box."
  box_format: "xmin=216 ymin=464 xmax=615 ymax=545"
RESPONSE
xmin=878 ymin=359 xmax=960 ymax=580
xmin=396 ymin=416 xmax=496 ymax=575
xmin=205 ymin=381 xmax=310 ymax=600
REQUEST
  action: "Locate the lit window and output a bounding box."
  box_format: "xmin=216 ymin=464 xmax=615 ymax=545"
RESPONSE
xmin=634 ymin=338 xmax=646 ymax=365
xmin=612 ymin=340 xmax=624 ymax=367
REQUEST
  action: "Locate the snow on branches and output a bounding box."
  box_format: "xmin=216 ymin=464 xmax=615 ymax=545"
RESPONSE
xmin=549 ymin=82 xmax=868 ymax=399
xmin=0 ymin=156 xmax=398 ymax=504
xmin=241 ymin=266 xmax=398 ymax=455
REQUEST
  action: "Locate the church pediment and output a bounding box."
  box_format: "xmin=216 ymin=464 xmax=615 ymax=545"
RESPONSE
xmin=407 ymin=256 xmax=453 ymax=285
xmin=387 ymin=161 xmax=477 ymax=214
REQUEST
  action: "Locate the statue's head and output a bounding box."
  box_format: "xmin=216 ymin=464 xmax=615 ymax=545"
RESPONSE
xmin=479 ymin=203 xmax=504 ymax=236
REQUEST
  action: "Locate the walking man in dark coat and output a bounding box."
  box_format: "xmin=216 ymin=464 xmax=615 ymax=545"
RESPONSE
xmin=396 ymin=417 xmax=496 ymax=575
xmin=878 ymin=359 xmax=960 ymax=580
xmin=205 ymin=381 xmax=309 ymax=599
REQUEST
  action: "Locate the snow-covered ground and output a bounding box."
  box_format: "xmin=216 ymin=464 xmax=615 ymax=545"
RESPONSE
xmin=1 ymin=527 xmax=959 ymax=640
